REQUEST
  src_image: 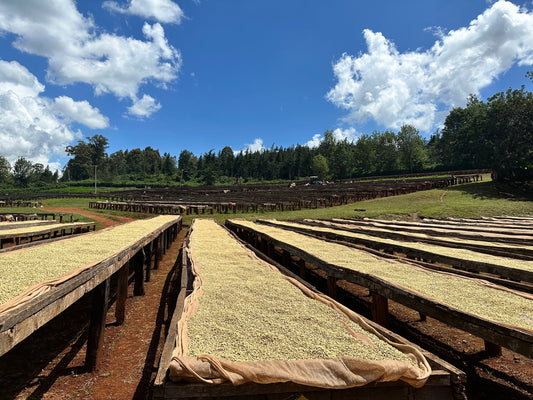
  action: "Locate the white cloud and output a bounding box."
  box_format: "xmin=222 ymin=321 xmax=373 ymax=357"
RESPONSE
xmin=127 ymin=94 xmax=162 ymax=117
xmin=332 ymin=127 xmax=358 ymax=142
xmin=103 ymin=0 xmax=185 ymax=24
xmin=305 ymin=127 xmax=358 ymax=148
xmin=0 ymin=60 xmax=109 ymax=167
xmin=52 ymin=96 xmax=109 ymax=129
xmin=235 ymin=138 xmax=266 ymax=154
xmin=0 ymin=0 xmax=181 ymax=108
xmin=305 ymin=134 xmax=322 ymax=148
xmin=327 ymin=0 xmax=533 ymax=132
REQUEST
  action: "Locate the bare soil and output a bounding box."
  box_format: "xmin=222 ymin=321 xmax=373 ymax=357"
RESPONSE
xmin=43 ymin=207 xmax=135 ymax=229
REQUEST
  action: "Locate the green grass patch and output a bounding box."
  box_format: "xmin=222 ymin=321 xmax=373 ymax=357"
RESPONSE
xmin=179 ymin=179 xmax=533 ymax=226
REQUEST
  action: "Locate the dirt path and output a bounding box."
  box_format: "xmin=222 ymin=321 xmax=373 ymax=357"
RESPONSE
xmin=42 ymin=206 xmax=135 ymax=228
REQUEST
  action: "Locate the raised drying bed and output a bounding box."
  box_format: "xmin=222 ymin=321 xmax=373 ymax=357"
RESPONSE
xmin=257 ymin=219 xmax=533 ymax=289
xmin=314 ymin=219 xmax=533 ymax=260
xmin=0 ymin=219 xmax=58 ymax=230
xmin=0 ymin=221 xmax=96 ymax=249
xmin=0 ymin=215 xmax=181 ymax=370
xmin=226 ymin=220 xmax=533 ymax=359
xmin=360 ymin=217 xmax=533 ymax=236
xmin=330 ymin=218 xmax=533 ymax=245
xmin=154 ymin=219 xmax=465 ymax=400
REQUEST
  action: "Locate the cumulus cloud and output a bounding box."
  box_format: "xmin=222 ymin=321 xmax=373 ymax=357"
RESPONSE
xmin=0 ymin=0 xmax=181 ymax=113
xmin=305 ymin=134 xmax=322 ymax=148
xmin=305 ymin=127 xmax=358 ymax=148
xmin=103 ymin=0 xmax=185 ymax=24
xmin=327 ymin=0 xmax=533 ymax=132
xmin=127 ymin=94 xmax=162 ymax=117
xmin=52 ymin=96 xmax=109 ymax=129
xmin=235 ymin=138 xmax=266 ymax=154
xmin=0 ymin=60 xmax=84 ymax=167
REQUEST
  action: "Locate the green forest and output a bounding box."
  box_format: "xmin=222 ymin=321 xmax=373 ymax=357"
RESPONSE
xmin=1 ymin=86 xmax=532 ymax=189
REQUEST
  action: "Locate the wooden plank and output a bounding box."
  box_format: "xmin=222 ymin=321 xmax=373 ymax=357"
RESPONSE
xmin=154 ymin=235 xmax=191 ymax=391
xmin=85 ymin=277 xmax=110 ymax=371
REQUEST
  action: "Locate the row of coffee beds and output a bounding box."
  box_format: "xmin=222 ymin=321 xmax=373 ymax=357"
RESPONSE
xmin=0 ymin=216 xmax=181 ymax=372
xmin=2 ymin=214 xmax=532 ymax=399
xmin=0 ymin=218 xmax=95 ymax=249
xmin=155 ymin=215 xmax=533 ymax=400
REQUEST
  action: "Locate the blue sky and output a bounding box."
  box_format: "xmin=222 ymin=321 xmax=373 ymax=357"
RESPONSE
xmin=1 ymin=0 xmax=532 ymax=171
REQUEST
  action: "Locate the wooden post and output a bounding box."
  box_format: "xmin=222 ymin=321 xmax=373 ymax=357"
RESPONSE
xmin=327 ymin=276 xmax=337 ymax=299
xmin=371 ymin=292 xmax=388 ymax=327
xmin=86 ymin=278 xmax=110 ymax=371
xmin=282 ymin=250 xmax=292 ymax=268
xmin=484 ymin=340 xmax=502 ymax=357
xmin=153 ymin=237 xmax=160 ymax=270
xmin=133 ymin=251 xmax=145 ymax=296
xmin=298 ymin=258 xmax=307 ymax=280
xmin=115 ymin=262 xmax=129 ymax=325
xmin=145 ymin=243 xmax=152 ymax=282
xmin=267 ymin=242 xmax=275 ymax=259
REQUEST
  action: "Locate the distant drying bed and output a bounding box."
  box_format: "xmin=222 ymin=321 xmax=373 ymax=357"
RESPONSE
xmin=324 ymin=219 xmax=533 ymax=252
xmin=272 ymin=220 xmax=533 ymax=273
xmin=359 ymin=218 xmax=533 ymax=235
xmin=0 ymin=222 xmax=92 ymax=237
xmin=231 ymin=220 xmax=533 ymax=332
xmin=0 ymin=220 xmax=53 ymax=229
xmin=0 ymin=215 xmax=179 ymax=306
xmin=330 ymin=218 xmax=533 ymax=244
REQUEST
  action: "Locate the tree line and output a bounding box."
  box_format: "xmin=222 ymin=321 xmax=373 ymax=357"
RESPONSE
xmin=1 ymin=85 xmax=531 ymax=188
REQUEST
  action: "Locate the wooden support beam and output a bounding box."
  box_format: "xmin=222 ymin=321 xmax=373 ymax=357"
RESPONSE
xmin=267 ymin=241 xmax=274 ymax=259
xmin=371 ymin=291 xmax=389 ymax=328
xmin=153 ymin=237 xmax=161 ymax=270
xmin=86 ymin=277 xmax=110 ymax=371
xmin=115 ymin=262 xmax=129 ymax=325
xmin=133 ymin=251 xmax=145 ymax=296
xmin=282 ymin=249 xmax=292 ymax=268
xmin=298 ymin=258 xmax=307 ymax=280
xmin=327 ymin=275 xmax=337 ymax=299
xmin=144 ymin=244 xmax=152 ymax=282
xmin=484 ymin=340 xmax=503 ymax=357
